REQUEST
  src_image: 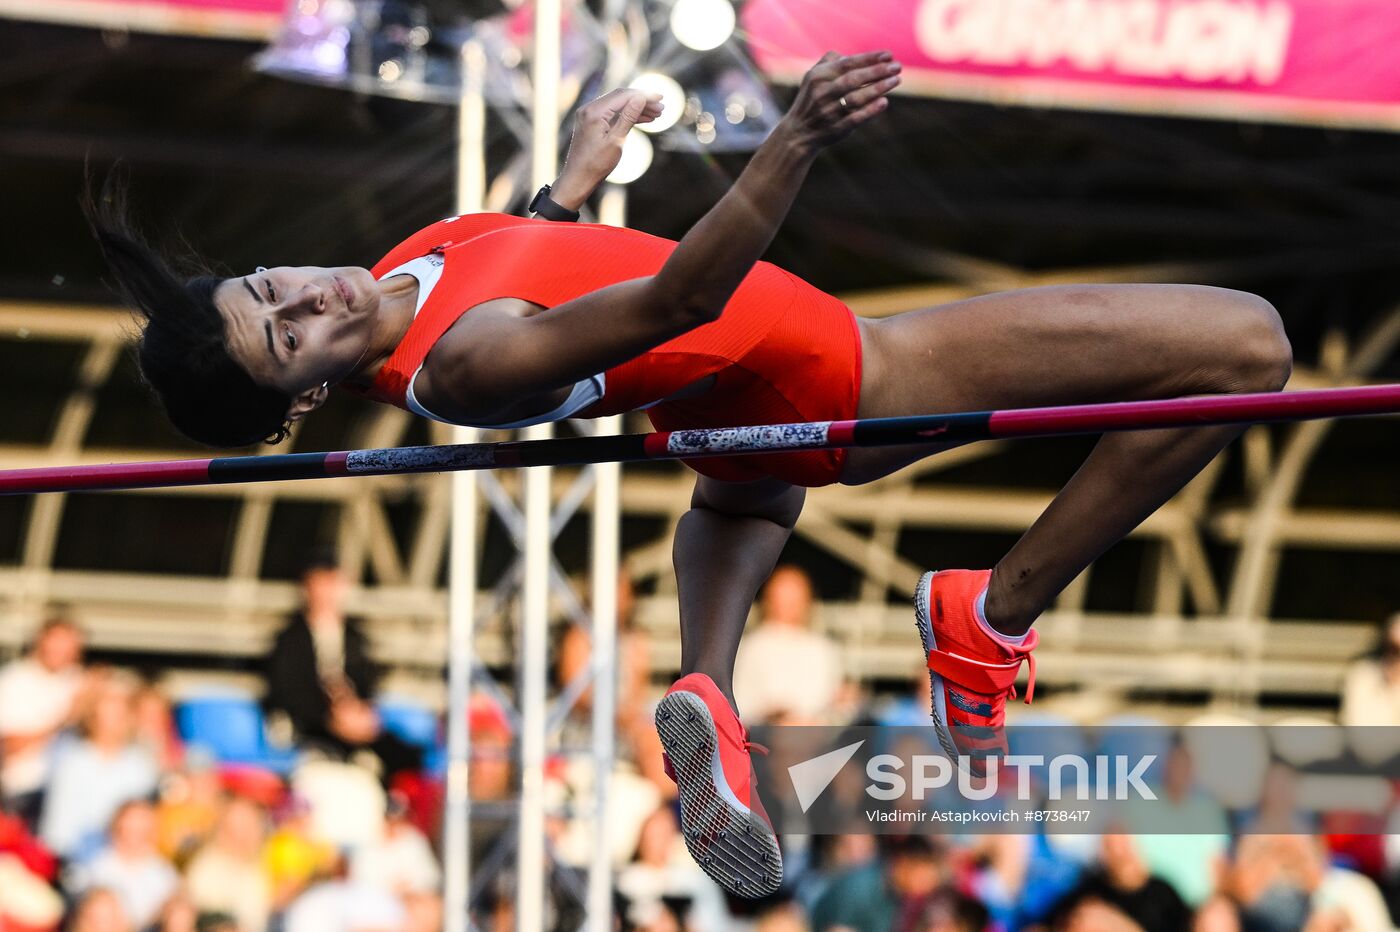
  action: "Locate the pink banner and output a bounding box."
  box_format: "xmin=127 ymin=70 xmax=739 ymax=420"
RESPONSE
xmin=742 ymin=0 xmax=1400 ymax=130
xmin=0 ymin=0 xmax=283 ymax=38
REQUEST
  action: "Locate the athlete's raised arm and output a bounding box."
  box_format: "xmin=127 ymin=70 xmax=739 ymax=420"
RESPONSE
xmin=650 ymin=50 xmax=900 ymax=321
xmin=428 ymin=51 xmax=902 ymax=416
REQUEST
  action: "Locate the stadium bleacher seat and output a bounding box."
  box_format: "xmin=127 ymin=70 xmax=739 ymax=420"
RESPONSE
xmin=1269 ymin=714 xmax=1345 ymax=766
xmin=376 ymin=696 xmax=440 ymax=749
xmin=1007 ymin=711 xmax=1086 ymax=762
xmin=377 ymin=696 xmax=445 ymax=774
xmin=175 ymin=689 xmax=298 ymax=774
xmin=1095 ymin=713 xmax=1173 ymax=788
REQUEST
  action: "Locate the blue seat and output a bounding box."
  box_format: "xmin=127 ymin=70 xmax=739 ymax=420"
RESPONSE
xmin=1008 ymin=711 xmax=1087 ymax=762
xmin=176 ymin=690 xmax=297 ymax=774
xmin=377 ymin=697 xmax=440 ymax=750
xmin=1095 ymin=713 xmax=1172 ymax=761
xmin=1095 ymin=713 xmax=1173 ymax=792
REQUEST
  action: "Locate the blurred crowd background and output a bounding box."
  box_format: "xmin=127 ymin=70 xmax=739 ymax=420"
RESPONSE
xmin=5 ymin=562 xmax=1400 ymax=931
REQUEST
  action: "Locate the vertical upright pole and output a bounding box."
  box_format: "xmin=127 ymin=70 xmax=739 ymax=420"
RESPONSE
xmin=520 ymin=2 xmax=561 ymax=930
xmin=585 ymin=184 xmax=626 ymax=931
xmin=445 ymin=39 xmax=487 ymax=932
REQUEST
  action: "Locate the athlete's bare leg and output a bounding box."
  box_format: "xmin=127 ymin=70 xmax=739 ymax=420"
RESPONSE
xmin=673 ymin=476 xmax=806 ymax=710
xmin=843 ymin=283 xmax=1293 ymax=635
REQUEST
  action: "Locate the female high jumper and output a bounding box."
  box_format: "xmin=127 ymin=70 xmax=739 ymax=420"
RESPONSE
xmin=87 ymin=51 xmax=1292 ymax=896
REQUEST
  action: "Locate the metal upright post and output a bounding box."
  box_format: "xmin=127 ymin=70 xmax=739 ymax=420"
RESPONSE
xmin=444 ymin=40 xmax=486 ymax=932
xmin=520 ymin=1 xmax=562 ymax=929
xmin=585 ymin=184 xmax=626 ymax=931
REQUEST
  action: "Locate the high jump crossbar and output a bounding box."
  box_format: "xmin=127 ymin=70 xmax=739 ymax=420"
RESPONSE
xmin=1 ymin=384 xmax=1397 ymax=496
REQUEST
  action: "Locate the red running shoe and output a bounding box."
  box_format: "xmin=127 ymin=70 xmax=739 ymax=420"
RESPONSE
xmin=655 ymin=673 xmax=782 ymax=897
xmin=915 ymin=569 xmax=1038 ymax=774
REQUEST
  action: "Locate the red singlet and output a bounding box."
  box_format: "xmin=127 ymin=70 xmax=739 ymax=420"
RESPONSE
xmin=357 ymin=213 xmax=862 ymax=487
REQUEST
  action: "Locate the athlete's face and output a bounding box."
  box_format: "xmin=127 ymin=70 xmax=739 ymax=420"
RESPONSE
xmin=214 ymin=265 xmax=381 ymax=419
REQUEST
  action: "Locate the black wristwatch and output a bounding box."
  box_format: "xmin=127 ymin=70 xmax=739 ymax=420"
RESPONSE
xmin=529 ymin=184 xmax=581 ymax=222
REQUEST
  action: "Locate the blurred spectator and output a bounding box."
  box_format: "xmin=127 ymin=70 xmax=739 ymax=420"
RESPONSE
xmin=556 ymin=568 xmax=673 ymax=796
xmin=263 ymin=551 xmax=421 ymax=781
xmin=1238 ymin=761 xmax=1316 ymax=835
xmin=733 ymin=566 xmax=846 ymax=723
xmin=400 ymin=891 xmax=444 ymax=932
xmin=185 ymin=795 xmax=272 ymax=932
xmin=1128 ymin=743 xmax=1230 ymax=908
xmin=66 ymin=887 xmax=130 ymax=932
xmin=192 ymin=915 xmax=239 ymax=932
xmin=794 ymin=834 xmax=878 ymax=910
xmin=614 ymin=804 xmax=729 ymax=931
xmin=970 ymin=833 xmax=1083 ymax=929
xmin=467 ymin=691 xmax=587 ymax=931
xmin=39 ymin=674 xmax=158 ymax=861
xmin=0 ymin=851 xmax=64 ymax=932
xmin=467 ymin=693 xmax=515 ymax=871
xmin=1226 ymin=832 xmax=1391 ymax=932
xmin=0 ymin=807 xmax=57 ymax=884
xmin=876 ymin=662 xmax=933 ymax=729
xmin=1227 ymin=833 xmax=1318 ymax=930
xmin=1341 ymin=612 xmax=1400 ymax=727
xmin=0 ymin=614 xmax=89 ymax=828
xmin=753 ymin=900 xmax=811 ymax=932
xmin=132 ymin=682 xmax=184 ymax=773
xmin=961 ymin=835 xmax=1034 ymax=929
xmin=282 ymin=875 xmax=407 ymax=932
xmin=551 ymin=766 xmax=663 ymax=875
xmin=263 ymin=794 xmax=337 ymax=910
xmin=351 ymin=790 xmax=441 ymax=897
xmin=155 ymin=747 xmax=222 ymax=866
xmin=151 ymin=893 xmax=199 ymax=932
xmin=1308 ymin=837 xmax=1393 ymax=931
xmin=1192 ymin=895 xmax=1244 ymax=932
xmin=71 ymin=800 xmax=178 ymax=930
xmin=908 ymin=892 xmax=988 ymax=932
xmin=291 ymin=759 xmax=385 ymax=850
xmin=556 ymin=568 xmax=650 ymax=726
xmin=1046 ymin=833 xmax=1190 ymax=932
xmin=810 ymin=834 xmax=983 ymax=932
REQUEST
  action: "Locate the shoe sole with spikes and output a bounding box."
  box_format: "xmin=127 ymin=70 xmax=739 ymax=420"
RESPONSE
xmin=654 ymin=690 xmax=782 ymax=898
xmin=915 ymin=570 xmax=963 ymax=764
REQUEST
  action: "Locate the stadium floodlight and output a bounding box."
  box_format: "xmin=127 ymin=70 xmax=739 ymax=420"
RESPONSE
xmin=669 ymin=0 xmax=736 ymax=52
xmin=630 ymin=72 xmax=686 ymax=134
xmin=607 ymin=130 xmax=654 ymax=184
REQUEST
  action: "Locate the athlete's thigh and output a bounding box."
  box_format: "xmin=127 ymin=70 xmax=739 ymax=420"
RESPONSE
xmin=841 ymin=283 xmax=1267 ymax=484
xmin=861 ymin=283 xmax=1270 ymax=417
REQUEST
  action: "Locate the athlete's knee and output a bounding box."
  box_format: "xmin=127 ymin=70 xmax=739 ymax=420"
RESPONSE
xmin=1228 ymin=292 xmax=1292 ymax=391
xmin=691 ymin=477 xmax=805 ymax=529
xmin=1201 ymin=290 xmax=1292 ymax=393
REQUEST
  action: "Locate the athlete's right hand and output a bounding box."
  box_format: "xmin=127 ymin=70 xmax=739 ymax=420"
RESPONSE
xmin=779 ymin=51 xmax=902 ymax=153
xmin=553 ymin=89 xmax=665 ymax=209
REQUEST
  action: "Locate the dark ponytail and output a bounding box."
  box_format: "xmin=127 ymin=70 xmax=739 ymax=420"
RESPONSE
xmin=82 ymin=173 xmax=293 ymax=448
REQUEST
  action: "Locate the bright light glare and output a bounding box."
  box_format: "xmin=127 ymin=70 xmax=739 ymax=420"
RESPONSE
xmin=607 ymin=130 xmax=654 ymax=185
xmin=670 ymin=0 xmax=736 ymax=52
xmin=630 ymin=72 xmax=685 ymax=134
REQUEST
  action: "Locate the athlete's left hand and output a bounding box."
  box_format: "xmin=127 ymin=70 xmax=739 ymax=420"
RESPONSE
xmin=779 ymin=50 xmax=902 ymax=153
xmin=552 ymin=89 xmax=665 ymax=210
